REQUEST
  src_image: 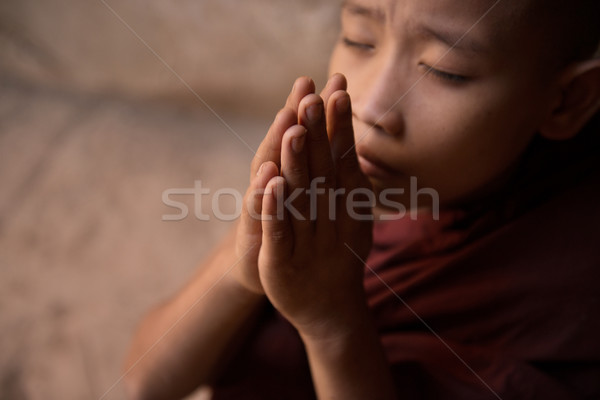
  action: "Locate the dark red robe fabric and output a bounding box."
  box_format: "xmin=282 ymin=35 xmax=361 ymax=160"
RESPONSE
xmin=211 ymin=115 xmax=600 ymax=399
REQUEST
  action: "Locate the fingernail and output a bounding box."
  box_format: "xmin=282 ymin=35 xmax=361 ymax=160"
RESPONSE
xmin=257 ymin=162 xmax=265 ymax=176
xmin=336 ymin=94 xmax=350 ymax=114
xmin=307 ymin=103 xmax=322 ymax=123
xmin=291 ymin=131 xmax=306 ymax=154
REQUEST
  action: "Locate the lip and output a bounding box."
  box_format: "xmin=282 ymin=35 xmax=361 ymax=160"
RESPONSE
xmin=357 ymin=152 xmax=397 ymax=180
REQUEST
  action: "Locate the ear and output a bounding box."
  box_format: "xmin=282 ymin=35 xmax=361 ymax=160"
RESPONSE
xmin=539 ymin=58 xmax=600 ymax=140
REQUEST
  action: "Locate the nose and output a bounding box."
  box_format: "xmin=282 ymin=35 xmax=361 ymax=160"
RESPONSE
xmin=350 ymin=59 xmax=406 ymax=138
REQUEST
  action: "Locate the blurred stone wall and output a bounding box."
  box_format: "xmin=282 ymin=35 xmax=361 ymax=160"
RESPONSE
xmin=0 ymin=3 xmax=343 ymax=398
xmin=0 ymin=0 xmax=342 ymax=116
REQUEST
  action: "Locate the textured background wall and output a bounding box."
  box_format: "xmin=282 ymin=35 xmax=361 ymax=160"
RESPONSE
xmin=0 ymin=1 xmax=342 ymax=399
xmin=0 ymin=0 xmax=342 ymax=115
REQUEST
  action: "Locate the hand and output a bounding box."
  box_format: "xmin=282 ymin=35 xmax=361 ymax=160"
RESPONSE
xmin=257 ymin=74 xmax=374 ymax=339
xmin=232 ymin=75 xmax=350 ymax=294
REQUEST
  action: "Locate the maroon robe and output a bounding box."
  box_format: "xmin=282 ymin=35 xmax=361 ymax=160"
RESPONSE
xmin=211 ymin=115 xmax=600 ymax=399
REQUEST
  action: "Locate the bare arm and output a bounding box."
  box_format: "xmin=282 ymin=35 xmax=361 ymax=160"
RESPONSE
xmin=122 ymin=228 xmax=266 ymax=400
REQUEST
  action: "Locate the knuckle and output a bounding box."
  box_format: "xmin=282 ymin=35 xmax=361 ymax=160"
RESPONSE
xmin=277 ymin=107 xmax=296 ymax=124
xmin=288 ymin=165 xmax=306 ymax=178
xmin=274 ymin=107 xmax=287 ymax=122
xmin=243 ymin=191 xmax=262 ymax=218
xmin=310 ymin=131 xmax=329 ymax=146
xmin=268 ymin=226 xmax=290 ymax=244
xmin=250 ymin=158 xmax=261 ymax=174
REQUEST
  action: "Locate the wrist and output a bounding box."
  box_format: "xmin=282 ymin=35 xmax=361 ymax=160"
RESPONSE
xmin=223 ymin=270 xmax=265 ymax=302
xmin=299 ymin=305 xmax=396 ymax=400
xmin=297 ymin=296 xmax=373 ymax=346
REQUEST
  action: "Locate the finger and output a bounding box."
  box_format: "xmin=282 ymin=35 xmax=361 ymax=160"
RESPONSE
xmin=280 ymin=124 xmax=313 ymax=241
xmin=326 ymin=90 xmax=374 ymax=226
xmin=251 ymin=108 xmax=296 ymax=178
xmin=285 ymin=76 xmax=316 ymax=115
xmin=251 ymin=77 xmax=316 ymax=178
xmin=320 ymin=73 xmax=348 ymax=115
xmin=327 ymin=90 xmax=368 ymax=190
xmin=260 ymin=176 xmax=294 ymax=263
xmin=298 ymin=94 xmax=336 ymax=184
xmin=298 ymin=94 xmax=336 ymax=232
xmin=238 ymin=161 xmax=280 ymax=250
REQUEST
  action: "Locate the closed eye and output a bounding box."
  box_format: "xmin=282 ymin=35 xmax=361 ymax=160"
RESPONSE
xmin=342 ymin=37 xmax=375 ymax=51
xmin=420 ymin=64 xmax=469 ymax=84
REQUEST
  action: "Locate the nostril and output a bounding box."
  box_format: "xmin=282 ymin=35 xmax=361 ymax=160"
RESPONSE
xmin=353 ymin=108 xmax=404 ymax=139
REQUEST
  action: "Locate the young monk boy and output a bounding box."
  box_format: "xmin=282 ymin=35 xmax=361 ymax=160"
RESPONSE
xmin=123 ymin=0 xmax=600 ymax=398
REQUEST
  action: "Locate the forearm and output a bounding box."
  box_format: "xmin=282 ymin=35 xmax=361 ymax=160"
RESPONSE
xmin=300 ymin=302 xmax=397 ymax=400
xmin=123 ymin=229 xmax=266 ymax=400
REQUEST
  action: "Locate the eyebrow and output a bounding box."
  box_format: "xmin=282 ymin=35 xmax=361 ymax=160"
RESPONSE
xmin=411 ymin=23 xmax=489 ymax=54
xmin=341 ymin=2 xmax=490 ymax=55
xmin=342 ymin=1 xmax=385 ymax=22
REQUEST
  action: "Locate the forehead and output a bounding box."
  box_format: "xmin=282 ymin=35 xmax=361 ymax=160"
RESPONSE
xmin=342 ymin=0 xmax=531 ymax=49
xmin=342 ymin=0 xmax=529 ymax=21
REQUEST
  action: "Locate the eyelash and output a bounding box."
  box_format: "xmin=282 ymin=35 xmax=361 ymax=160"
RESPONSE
xmin=421 ymin=64 xmax=469 ymax=83
xmin=342 ymin=37 xmax=375 ymax=51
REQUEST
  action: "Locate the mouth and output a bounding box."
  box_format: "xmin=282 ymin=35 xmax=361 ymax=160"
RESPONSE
xmin=356 ymin=151 xmax=398 ymax=180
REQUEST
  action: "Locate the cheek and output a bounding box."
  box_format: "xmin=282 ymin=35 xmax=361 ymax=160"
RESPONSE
xmin=411 ymin=79 xmax=532 ymax=154
xmin=402 ymin=83 xmax=537 ymax=201
xmin=402 ymin=88 xmax=483 ymax=163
